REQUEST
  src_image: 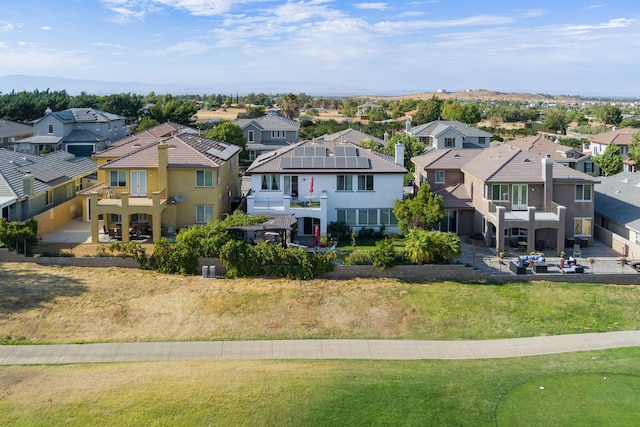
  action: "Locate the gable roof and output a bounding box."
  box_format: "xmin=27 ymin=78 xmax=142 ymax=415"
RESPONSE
xmin=0 ymin=148 xmax=97 ymax=200
xmin=99 ymin=132 xmax=240 ymax=170
xmin=409 ymin=119 xmax=491 ymax=139
xmin=494 ymin=135 xmax=588 ymax=162
xmin=588 ymin=127 xmax=639 ymax=147
xmin=319 ymin=128 xmax=385 ymax=147
xmin=434 ymin=182 xmax=473 ymax=209
xmin=234 ymin=111 xmax=300 ymax=131
xmin=594 ymin=171 xmax=640 ymax=232
xmin=412 ymin=148 xmax=484 ymax=171
xmin=461 ymin=145 xmax=599 ymax=184
xmin=246 ymin=139 xmax=406 ymax=175
xmin=0 ymin=120 xmax=33 ymax=139
xmin=33 ymin=108 xmax=125 ymax=124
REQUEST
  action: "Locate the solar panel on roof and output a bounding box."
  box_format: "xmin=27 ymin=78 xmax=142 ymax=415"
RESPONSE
xmin=335 ymin=157 xmax=346 ymax=168
xmin=356 ymin=157 xmax=369 ymax=168
xmin=302 ymin=157 xmax=313 ymax=168
xmin=291 ymin=157 xmax=303 ymax=168
xmin=334 ymin=146 xmax=345 ymax=156
xmin=293 ymin=147 xmax=305 ymax=156
xmin=18 ymin=164 xmax=65 ymax=183
xmin=281 ymin=157 xmax=292 ymax=168
xmin=325 ymin=157 xmax=335 ymax=168
xmin=346 ymin=157 xmax=357 ymax=168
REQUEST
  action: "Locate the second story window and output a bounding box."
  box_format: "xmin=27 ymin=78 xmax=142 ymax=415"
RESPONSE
xmin=336 ymin=175 xmax=353 ymax=191
xmin=445 ymin=137 xmax=455 ymax=147
xmin=575 ymin=184 xmax=592 ymax=201
xmin=357 ymin=175 xmax=374 ymax=191
xmin=196 ymin=170 xmax=213 ymax=187
xmin=271 ymin=130 xmax=286 ymax=139
xmin=248 ymin=130 xmax=254 ymax=143
xmin=491 ymin=184 xmax=509 ymax=201
xmin=48 ymin=124 xmax=54 ymax=134
xmin=584 ymin=162 xmax=593 ymax=173
xmin=435 ymin=170 xmax=445 ymax=183
xmin=109 ymin=170 xmax=126 ymax=187
xmin=261 ymin=174 xmax=280 ymax=190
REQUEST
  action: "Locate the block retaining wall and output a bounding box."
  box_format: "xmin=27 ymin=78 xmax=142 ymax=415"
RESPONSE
xmin=2 ymin=249 xmax=639 ymax=284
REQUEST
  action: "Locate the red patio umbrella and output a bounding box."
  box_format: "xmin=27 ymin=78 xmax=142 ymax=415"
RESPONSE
xmin=314 ymin=224 xmax=320 ymax=246
xmin=309 ymin=176 xmax=314 ymax=194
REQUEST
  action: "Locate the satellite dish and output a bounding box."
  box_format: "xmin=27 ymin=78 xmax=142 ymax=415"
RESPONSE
xmin=174 ymin=195 xmax=185 ymax=203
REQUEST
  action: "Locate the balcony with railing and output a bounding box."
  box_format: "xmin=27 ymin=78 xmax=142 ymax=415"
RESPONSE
xmin=486 ymin=200 xmax=563 ymax=224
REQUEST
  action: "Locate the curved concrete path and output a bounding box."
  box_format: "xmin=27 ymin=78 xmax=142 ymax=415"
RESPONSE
xmin=1 ymin=331 xmax=639 ymax=365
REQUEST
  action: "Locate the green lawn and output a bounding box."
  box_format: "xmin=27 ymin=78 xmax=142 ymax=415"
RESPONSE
xmin=1 ymin=348 xmax=639 ymax=426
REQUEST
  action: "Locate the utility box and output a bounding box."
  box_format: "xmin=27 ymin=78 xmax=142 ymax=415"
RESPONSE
xmin=201 ymin=265 xmax=209 ymax=278
xmin=209 ymin=265 xmax=216 ymax=279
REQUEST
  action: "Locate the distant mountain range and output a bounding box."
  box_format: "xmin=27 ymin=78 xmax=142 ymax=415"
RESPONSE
xmin=0 ymin=74 xmax=406 ymax=97
xmin=1 ymin=74 xmax=637 ymax=101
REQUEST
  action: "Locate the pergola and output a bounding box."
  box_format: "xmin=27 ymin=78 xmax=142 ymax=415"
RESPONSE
xmin=227 ymin=214 xmax=297 ymax=248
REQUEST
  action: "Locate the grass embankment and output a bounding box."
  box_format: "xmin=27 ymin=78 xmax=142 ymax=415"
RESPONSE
xmin=1 ymin=348 xmax=639 ymax=425
xmin=1 ymin=262 xmax=639 ymax=344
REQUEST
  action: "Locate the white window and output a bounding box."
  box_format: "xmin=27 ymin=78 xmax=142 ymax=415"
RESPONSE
xmin=216 ymin=169 xmax=220 ymax=186
xmin=491 ymin=184 xmax=509 ymax=201
xmin=48 ymin=124 xmax=54 ymax=134
xmin=196 ymin=205 xmax=214 ymax=223
xmin=445 ymin=137 xmax=455 ymax=147
xmin=358 ymin=209 xmax=378 ymax=225
xmin=357 ymin=175 xmax=374 ymax=191
xmin=336 ymin=209 xmax=356 ymax=225
xmin=109 ymin=170 xmax=127 ymax=187
xmin=271 ymin=130 xmax=286 ymax=139
xmin=574 ymin=218 xmax=592 ymax=236
xmin=336 ymin=175 xmax=353 ymax=191
xmin=45 ymin=189 xmax=54 ymax=205
xmin=478 ymin=137 xmax=486 ymax=144
xmin=575 ymin=184 xmax=592 ymax=201
xmin=435 ymin=170 xmax=445 ymax=183
xmin=261 ymin=174 xmax=280 ymax=190
xmin=380 ymin=209 xmax=398 ymax=225
xmin=584 ymin=162 xmax=593 ymax=173
xmin=248 ymin=130 xmax=254 ymax=143
xmin=196 ymin=170 xmax=213 ymax=187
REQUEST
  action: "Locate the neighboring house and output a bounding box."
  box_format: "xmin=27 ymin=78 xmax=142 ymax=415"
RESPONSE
xmin=593 ymin=171 xmax=640 ymax=257
xmin=587 ymin=127 xmax=639 ymax=172
xmin=493 ymin=135 xmax=598 ymax=176
xmin=15 ymin=107 xmax=128 ymax=157
xmin=234 ymin=111 xmax=300 ymax=161
xmin=79 ymin=123 xmax=241 ymax=243
xmin=356 ymin=102 xmax=382 ymax=120
xmin=245 ymin=139 xmax=407 ymax=237
xmin=0 ymin=148 xmax=97 ymax=235
xmin=412 ymin=145 xmax=600 ymax=254
xmin=407 ymin=119 xmax=492 ymax=151
xmin=318 ymin=128 xmax=386 ymax=148
xmin=0 ymin=120 xmax=33 ymax=148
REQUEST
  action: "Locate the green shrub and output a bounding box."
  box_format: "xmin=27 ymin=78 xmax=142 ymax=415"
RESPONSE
xmin=150 ymin=238 xmax=198 ymax=275
xmin=343 ymin=250 xmax=372 ymax=265
xmin=0 ymin=218 xmax=38 ymax=255
xmin=372 ymin=238 xmax=397 ymax=271
xmin=108 ymin=241 xmax=148 ymax=269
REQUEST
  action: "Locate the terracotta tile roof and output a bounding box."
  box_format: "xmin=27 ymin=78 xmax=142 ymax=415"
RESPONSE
xmin=412 ymin=148 xmax=483 ymax=170
xmin=493 ymin=135 xmax=587 ymax=162
xmin=434 ymin=182 xmax=473 ymax=209
xmin=100 ymin=133 xmax=240 ymax=170
xmin=588 ymin=127 xmax=639 ymax=146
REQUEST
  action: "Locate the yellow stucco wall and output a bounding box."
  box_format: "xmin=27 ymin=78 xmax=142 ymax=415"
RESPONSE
xmin=33 ymin=197 xmax=82 ymax=237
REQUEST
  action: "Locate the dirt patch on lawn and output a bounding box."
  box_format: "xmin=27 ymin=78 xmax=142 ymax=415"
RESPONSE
xmin=0 ymin=263 xmax=417 ymax=344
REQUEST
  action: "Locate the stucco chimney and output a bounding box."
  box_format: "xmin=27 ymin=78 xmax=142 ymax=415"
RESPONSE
xmin=405 ymin=118 xmax=412 ymax=134
xmin=45 ymin=107 xmax=52 ymax=114
xmin=395 ymin=143 xmax=405 ymax=166
xmin=542 ymin=156 xmax=553 ymax=210
xmin=384 ymin=132 xmax=389 ymax=143
xmin=158 ymin=140 xmax=169 ymax=191
xmin=23 ymin=171 xmax=34 ymax=197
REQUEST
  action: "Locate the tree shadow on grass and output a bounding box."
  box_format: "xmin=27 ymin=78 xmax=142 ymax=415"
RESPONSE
xmin=0 ymin=264 xmax=87 ymax=314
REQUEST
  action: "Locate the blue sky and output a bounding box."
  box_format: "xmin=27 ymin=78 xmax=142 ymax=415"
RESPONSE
xmin=1 ymin=0 xmax=639 ymax=96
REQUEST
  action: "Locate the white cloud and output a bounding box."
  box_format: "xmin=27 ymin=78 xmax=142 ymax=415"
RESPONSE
xmin=160 ymin=41 xmax=212 ymax=55
xmin=586 ymin=3 xmax=608 ymax=10
xmin=0 ymin=21 xmax=22 ymax=32
xmin=41 ymin=26 xmax=53 ymax=31
xmin=354 ymin=3 xmax=389 ymax=11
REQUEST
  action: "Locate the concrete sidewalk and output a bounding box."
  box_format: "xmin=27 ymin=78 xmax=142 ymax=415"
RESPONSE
xmin=1 ymin=331 xmax=639 ymax=365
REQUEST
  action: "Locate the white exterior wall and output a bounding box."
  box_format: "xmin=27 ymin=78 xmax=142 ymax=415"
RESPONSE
xmin=247 ymin=172 xmax=405 ymax=235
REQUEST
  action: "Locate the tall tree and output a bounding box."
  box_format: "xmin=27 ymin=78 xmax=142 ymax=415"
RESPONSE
xmin=393 ymin=182 xmax=445 ymax=234
xmin=381 ymin=134 xmax=425 ymax=171
xmin=593 ymin=142 xmax=623 ymax=177
xmin=441 ymin=101 xmax=482 ymax=124
xmin=595 ymin=105 xmax=623 ymax=127
xmin=278 ymin=93 xmax=301 ymax=120
xmin=626 ymin=131 xmax=640 ymax=165
xmin=204 ymin=122 xmax=247 ymax=160
xmin=412 ymin=96 xmax=442 ymax=125
xmin=543 ymin=106 xmax=569 ymax=134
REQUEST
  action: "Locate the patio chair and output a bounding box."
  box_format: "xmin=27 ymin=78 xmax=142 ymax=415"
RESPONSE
xmin=573 ymin=243 xmax=581 ymax=258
